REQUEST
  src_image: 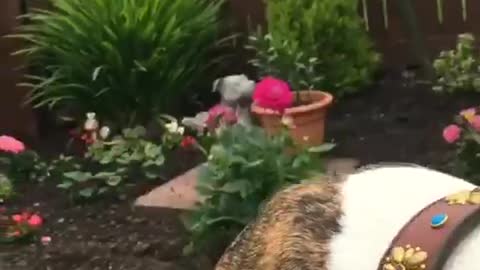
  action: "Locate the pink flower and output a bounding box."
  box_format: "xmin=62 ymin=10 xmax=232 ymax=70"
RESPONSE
xmin=0 ymin=135 xmax=25 ymax=154
xmin=253 ymin=77 xmax=294 ymax=111
xmin=471 ymin=116 xmax=480 ymax=131
xmin=41 ymin=236 xmax=52 ymax=245
xmin=443 ymin=124 xmax=462 ymax=144
xmin=11 ymin=214 xmax=24 ymax=223
xmin=206 ymin=104 xmax=238 ymax=131
xmin=27 ymin=214 xmax=43 ymax=228
xmin=460 ymin=108 xmax=476 ymax=123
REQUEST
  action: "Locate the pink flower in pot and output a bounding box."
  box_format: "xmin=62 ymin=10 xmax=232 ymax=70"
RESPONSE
xmin=253 ymin=77 xmax=294 ymax=112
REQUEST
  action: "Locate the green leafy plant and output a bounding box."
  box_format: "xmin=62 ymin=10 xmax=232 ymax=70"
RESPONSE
xmin=12 ymin=0 xmax=228 ymax=125
xmin=4 ymin=151 xmax=52 ymax=183
xmin=247 ymin=0 xmax=379 ymax=97
xmin=0 ymin=135 xmax=49 ymax=184
xmin=58 ymin=126 xmax=165 ymax=199
xmin=0 ymin=174 xmax=14 ymax=202
xmin=433 ymin=33 xmax=480 ymax=93
xmin=183 ymin=125 xmax=333 ymax=253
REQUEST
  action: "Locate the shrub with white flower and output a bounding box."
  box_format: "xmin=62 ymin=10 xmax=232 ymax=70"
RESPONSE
xmin=71 ymin=112 xmax=110 ymax=146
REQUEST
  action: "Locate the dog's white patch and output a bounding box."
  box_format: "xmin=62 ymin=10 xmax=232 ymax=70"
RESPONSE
xmin=327 ymin=166 xmax=480 ymax=270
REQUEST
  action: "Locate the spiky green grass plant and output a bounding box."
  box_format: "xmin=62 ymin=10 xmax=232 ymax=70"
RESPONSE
xmin=12 ymin=0 xmax=226 ymax=125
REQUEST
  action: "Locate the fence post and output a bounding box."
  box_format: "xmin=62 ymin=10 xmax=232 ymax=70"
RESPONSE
xmin=394 ymin=0 xmax=434 ymax=78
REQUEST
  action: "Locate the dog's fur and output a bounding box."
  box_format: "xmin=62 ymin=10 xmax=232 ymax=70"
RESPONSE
xmin=216 ymin=179 xmax=343 ymax=270
xmin=215 ymin=165 xmax=480 ymax=270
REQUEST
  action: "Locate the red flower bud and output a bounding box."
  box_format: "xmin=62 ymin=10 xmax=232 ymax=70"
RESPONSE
xmin=180 ymin=136 xmax=197 ymax=149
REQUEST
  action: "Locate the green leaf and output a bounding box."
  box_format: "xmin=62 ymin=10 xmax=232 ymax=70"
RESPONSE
xmin=57 ymin=181 xmax=73 ymax=189
xmin=292 ymin=154 xmax=310 ymax=169
xmin=220 ymin=180 xmax=251 ymax=198
xmin=123 ymin=126 xmax=146 ymax=139
xmin=144 ymin=143 xmax=162 ymax=158
xmin=308 ymin=143 xmax=336 ymax=153
xmin=92 ymin=66 xmax=103 ymax=81
xmin=196 ymin=183 xmax=214 ymax=195
xmin=144 ymin=171 xmax=159 ymax=179
xmin=0 ymin=157 xmax=11 ymax=165
xmin=79 ymin=187 xmax=95 ymax=198
xmin=98 ymin=187 xmax=109 ymax=194
xmin=63 ymin=171 xmax=93 ymax=182
xmin=94 ymin=172 xmax=116 ymax=179
xmin=245 ymin=160 xmax=264 ymax=168
xmin=204 ymin=216 xmax=247 ymax=226
xmin=106 ymin=175 xmax=122 ymax=186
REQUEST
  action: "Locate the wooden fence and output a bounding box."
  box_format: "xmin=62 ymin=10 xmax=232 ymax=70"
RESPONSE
xmin=362 ymin=0 xmax=480 ymax=68
xmin=0 ymin=0 xmax=36 ymax=140
xmin=231 ymin=0 xmax=480 ymax=68
xmin=1 ymin=0 xmax=480 ymax=138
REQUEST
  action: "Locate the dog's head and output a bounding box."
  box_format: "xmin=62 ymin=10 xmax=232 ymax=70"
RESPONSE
xmin=213 ymin=74 xmax=255 ymax=105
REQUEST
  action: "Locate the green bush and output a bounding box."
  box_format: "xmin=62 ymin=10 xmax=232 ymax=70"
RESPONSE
xmin=433 ymin=33 xmax=480 ymax=93
xmin=247 ymin=0 xmax=379 ymax=96
xmin=13 ymin=0 xmax=226 ymax=125
xmin=184 ymin=125 xmax=333 ymax=253
xmin=443 ymin=107 xmax=480 ymax=185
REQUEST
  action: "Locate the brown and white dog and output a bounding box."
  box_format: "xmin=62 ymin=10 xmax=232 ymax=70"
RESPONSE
xmin=215 ymin=165 xmax=480 ymax=270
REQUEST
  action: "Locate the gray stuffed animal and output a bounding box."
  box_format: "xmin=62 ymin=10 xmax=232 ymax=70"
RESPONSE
xmin=182 ymin=74 xmax=255 ymax=132
xmin=212 ymin=74 xmax=255 ymax=126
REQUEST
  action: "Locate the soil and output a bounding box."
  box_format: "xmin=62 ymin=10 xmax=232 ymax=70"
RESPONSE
xmin=1 ymin=71 xmax=480 ymax=269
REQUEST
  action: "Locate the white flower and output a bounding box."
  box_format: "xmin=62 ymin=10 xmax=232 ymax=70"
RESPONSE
xmin=86 ymin=112 xmax=96 ymax=120
xmin=281 ymin=116 xmax=295 ymax=128
xmin=84 ymin=112 xmax=99 ymax=131
xmin=177 ymin=126 xmax=185 ymax=135
xmin=99 ymin=126 xmax=110 ymax=139
xmin=165 ymin=121 xmax=184 ymax=135
xmin=165 ymin=121 xmax=179 ymax=133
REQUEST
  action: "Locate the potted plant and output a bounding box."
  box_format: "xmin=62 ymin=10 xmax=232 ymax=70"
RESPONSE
xmin=247 ymin=0 xmax=379 ymax=146
xmin=251 ymin=77 xmax=333 ymax=147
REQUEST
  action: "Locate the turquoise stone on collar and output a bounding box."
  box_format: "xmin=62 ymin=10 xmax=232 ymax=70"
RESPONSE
xmin=431 ymin=213 xmax=448 ymax=228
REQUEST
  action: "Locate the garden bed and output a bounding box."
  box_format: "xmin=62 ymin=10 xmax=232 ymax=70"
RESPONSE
xmin=1 ymin=72 xmax=479 ymax=270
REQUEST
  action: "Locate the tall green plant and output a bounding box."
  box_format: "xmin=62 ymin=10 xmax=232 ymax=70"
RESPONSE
xmin=184 ymin=125 xmax=333 ymax=253
xmin=12 ymin=0 xmax=226 ymax=125
xmin=248 ymin=0 xmax=379 ymax=97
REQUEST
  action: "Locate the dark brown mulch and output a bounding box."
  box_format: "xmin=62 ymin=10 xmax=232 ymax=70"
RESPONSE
xmin=1 ymin=72 xmax=480 ymax=270
xmin=327 ymin=73 xmax=479 ymax=170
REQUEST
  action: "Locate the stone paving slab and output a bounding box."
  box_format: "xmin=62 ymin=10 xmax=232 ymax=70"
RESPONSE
xmin=134 ymin=158 xmax=360 ymax=210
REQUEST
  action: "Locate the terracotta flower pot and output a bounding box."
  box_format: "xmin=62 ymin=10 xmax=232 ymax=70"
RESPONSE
xmin=251 ymin=91 xmax=333 ymax=147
